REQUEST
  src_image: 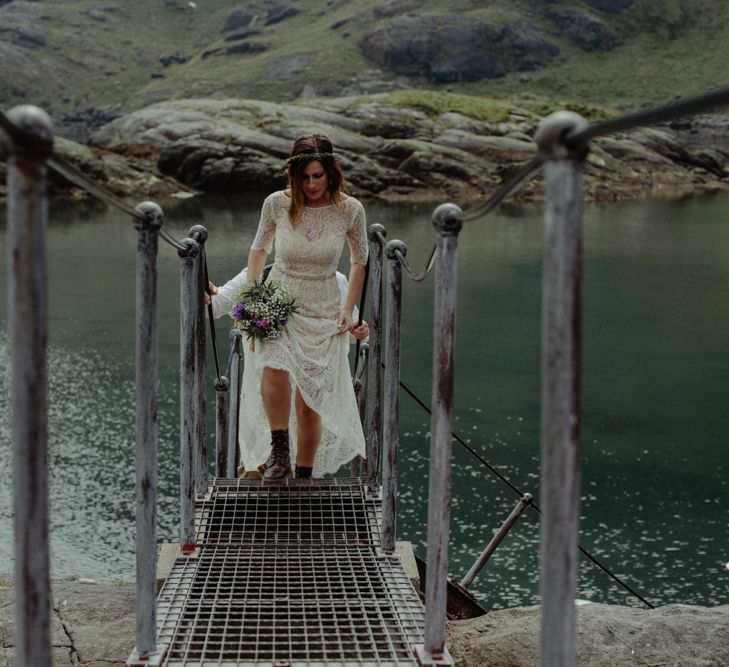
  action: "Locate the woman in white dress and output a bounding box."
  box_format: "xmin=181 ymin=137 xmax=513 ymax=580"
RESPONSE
xmin=211 ymin=134 xmax=369 ymax=480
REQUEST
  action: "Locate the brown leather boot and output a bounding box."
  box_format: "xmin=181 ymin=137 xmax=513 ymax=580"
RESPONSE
xmin=263 ymin=429 xmax=291 ymax=481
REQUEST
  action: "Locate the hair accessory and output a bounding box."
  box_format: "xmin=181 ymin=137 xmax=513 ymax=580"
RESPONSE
xmin=286 ymin=151 xmax=337 ymax=163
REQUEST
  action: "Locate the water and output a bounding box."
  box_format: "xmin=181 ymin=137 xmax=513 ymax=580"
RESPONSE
xmin=1 ymin=193 xmax=728 ymax=611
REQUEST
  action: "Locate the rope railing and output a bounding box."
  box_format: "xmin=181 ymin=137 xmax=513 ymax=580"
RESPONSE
xmin=6 ymin=82 xmax=729 ymax=665
xmin=371 ymin=227 xmax=438 ymax=283
xmin=568 ymin=84 xmax=729 ymax=145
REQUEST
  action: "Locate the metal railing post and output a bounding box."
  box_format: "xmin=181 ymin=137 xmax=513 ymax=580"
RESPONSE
xmin=178 ymin=237 xmax=201 ymax=550
xmin=189 ymin=225 xmax=209 ymax=494
xmin=382 ymin=240 xmax=406 ymax=553
xmin=226 ymin=330 xmax=243 ymax=478
xmin=215 ymin=376 xmax=230 ymax=477
xmin=3 ymin=104 xmax=53 ymax=667
xmin=351 ymin=342 xmax=369 ymax=477
xmin=133 ymin=201 xmax=162 ymax=658
xmin=535 ymin=111 xmax=588 ymax=667
xmin=366 ymin=224 xmax=386 ymax=488
xmin=416 ymin=203 xmax=463 ymax=667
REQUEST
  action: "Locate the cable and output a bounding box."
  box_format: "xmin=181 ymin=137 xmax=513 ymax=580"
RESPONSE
xmin=389 ymin=362 xmax=655 ymax=608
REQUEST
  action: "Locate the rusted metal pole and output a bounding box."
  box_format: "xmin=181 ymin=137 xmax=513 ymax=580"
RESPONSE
xmin=3 ymin=105 xmax=53 ymax=667
xmin=215 ymin=376 xmax=230 ymax=477
xmin=133 ymin=201 xmax=162 ymax=657
xmin=178 ymin=237 xmax=201 ymax=550
xmin=366 ymin=224 xmax=386 ymax=489
xmin=226 ymin=330 xmax=243 ymax=478
xmin=535 ymin=111 xmax=588 ymax=667
xmin=189 ymin=225 xmax=209 ymax=494
xmin=351 ymin=342 xmax=369 ymax=477
xmin=460 ymin=493 xmax=533 ymax=589
xmin=416 ymin=203 xmax=463 ymax=667
xmin=382 ymin=240 xmax=406 ymax=553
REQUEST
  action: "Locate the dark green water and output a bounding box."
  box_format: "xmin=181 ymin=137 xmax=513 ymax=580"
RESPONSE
xmin=1 ymin=193 xmax=728 ymax=610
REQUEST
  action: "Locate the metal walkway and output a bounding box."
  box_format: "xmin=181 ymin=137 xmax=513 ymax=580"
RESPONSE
xmin=154 ymin=478 xmax=426 ymax=666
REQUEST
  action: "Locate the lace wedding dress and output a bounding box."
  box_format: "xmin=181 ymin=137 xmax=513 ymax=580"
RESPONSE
xmin=237 ymin=190 xmax=368 ymax=476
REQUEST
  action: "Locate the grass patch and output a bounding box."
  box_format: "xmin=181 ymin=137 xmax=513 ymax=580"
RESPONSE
xmin=383 ymin=89 xmax=613 ymax=124
xmin=2 ymin=0 xmax=729 ymax=116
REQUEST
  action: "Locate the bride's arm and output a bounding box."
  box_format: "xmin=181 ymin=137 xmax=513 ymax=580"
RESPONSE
xmin=246 ymin=248 xmax=268 ymax=285
xmin=337 ymin=262 xmax=366 ymax=332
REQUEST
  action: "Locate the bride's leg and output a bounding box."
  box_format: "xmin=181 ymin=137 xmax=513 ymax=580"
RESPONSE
xmin=261 ymin=367 xmax=291 ymax=427
xmin=295 ymin=388 xmax=321 ymax=471
xmin=261 ymin=367 xmax=292 ymax=479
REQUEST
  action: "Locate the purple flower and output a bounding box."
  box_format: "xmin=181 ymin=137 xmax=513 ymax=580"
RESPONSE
xmin=232 ymin=301 xmax=247 ymax=320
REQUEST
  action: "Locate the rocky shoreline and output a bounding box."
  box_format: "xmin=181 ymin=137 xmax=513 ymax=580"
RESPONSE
xmin=3 ymin=98 xmax=728 ymax=206
xmin=1 ymin=577 xmax=727 ymax=666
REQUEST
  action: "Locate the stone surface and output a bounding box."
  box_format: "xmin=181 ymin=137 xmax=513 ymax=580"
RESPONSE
xmin=360 ymin=15 xmax=559 ymax=82
xmin=0 ymin=1 xmax=54 ymax=51
xmin=222 ymin=6 xmax=258 ymax=33
xmin=79 ymin=98 xmax=729 ymax=203
xmin=0 ymin=578 xmax=134 ymax=666
xmin=448 ymin=602 xmax=729 ymax=667
xmin=265 ymin=4 xmax=299 ymax=26
xmin=373 ymin=0 xmax=428 ymax=18
xmin=4 ymin=96 xmax=727 ymax=204
xmin=546 ymin=8 xmax=620 ymax=51
xmin=1 ymin=577 xmax=727 ymax=667
xmin=582 ymin=0 xmax=634 ymax=13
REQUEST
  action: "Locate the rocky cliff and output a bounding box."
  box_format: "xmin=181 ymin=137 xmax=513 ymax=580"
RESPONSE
xmin=29 ymin=96 xmax=729 ymax=204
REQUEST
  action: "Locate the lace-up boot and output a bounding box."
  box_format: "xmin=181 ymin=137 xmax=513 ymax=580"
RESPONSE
xmin=295 ymin=465 xmax=313 ymax=479
xmin=263 ymin=429 xmax=291 ymax=481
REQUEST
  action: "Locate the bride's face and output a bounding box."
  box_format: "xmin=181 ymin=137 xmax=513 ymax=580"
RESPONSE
xmin=301 ymin=160 xmax=329 ymax=205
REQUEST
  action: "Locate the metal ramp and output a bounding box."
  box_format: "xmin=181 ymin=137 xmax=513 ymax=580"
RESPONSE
xmin=154 ymin=478 xmax=425 ymax=666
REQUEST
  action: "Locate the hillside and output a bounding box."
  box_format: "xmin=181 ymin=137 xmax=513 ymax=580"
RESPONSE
xmin=1 ymin=0 xmax=729 ymax=131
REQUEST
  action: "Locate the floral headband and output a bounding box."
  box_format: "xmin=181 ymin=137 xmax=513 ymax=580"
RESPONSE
xmin=286 ymin=151 xmax=337 ymax=163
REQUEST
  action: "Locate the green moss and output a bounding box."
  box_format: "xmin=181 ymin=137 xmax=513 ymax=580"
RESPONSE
xmin=386 ymin=90 xmax=519 ymax=123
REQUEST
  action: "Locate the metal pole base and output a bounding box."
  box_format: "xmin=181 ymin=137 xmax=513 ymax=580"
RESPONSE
xmin=413 ymin=645 xmax=455 ymax=666
xmin=127 ymin=647 xmax=163 ymax=666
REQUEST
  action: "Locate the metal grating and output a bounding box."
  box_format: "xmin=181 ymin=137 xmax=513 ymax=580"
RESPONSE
xmin=157 ymin=545 xmax=424 ymax=666
xmin=196 ymin=479 xmax=382 ymax=548
xmin=149 ymin=478 xmax=424 ymax=666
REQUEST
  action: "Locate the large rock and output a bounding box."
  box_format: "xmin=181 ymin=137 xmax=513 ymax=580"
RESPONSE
xmin=1 ymin=579 xmax=728 ymax=667
xmin=221 ymin=5 xmax=258 ymax=32
xmin=373 ymin=0 xmax=428 ymax=18
xmin=546 ymin=8 xmax=620 ymax=51
xmin=448 ymin=603 xmax=729 ymax=667
xmin=582 ymin=0 xmax=634 ymax=13
xmin=79 ymin=97 xmax=729 ymax=203
xmin=360 ymin=15 xmax=559 ymax=82
xmin=0 ymin=1 xmax=55 ymax=50
xmin=0 ymin=578 xmax=135 ymax=666
xmin=265 ymin=4 xmax=299 ymax=26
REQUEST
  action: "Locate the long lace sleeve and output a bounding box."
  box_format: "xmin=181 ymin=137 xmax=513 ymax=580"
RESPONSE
xmin=346 ymin=198 xmax=369 ymax=265
xmin=251 ymin=194 xmax=277 ymax=254
xmin=210 ymin=267 xmax=249 ymax=319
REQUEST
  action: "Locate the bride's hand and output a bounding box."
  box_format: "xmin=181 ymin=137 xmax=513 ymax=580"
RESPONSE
xmin=337 ymin=309 xmax=352 ymax=334
xmin=204 ymin=281 xmax=218 ymax=305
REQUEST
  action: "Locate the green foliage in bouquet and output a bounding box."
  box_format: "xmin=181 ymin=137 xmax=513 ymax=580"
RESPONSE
xmin=230 ymin=280 xmax=297 ymax=343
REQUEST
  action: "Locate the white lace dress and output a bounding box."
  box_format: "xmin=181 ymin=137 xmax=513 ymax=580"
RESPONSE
xmin=238 ymin=190 xmax=369 ymax=476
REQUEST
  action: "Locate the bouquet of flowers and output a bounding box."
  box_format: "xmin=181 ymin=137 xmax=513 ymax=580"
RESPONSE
xmin=230 ymin=280 xmax=297 ymax=346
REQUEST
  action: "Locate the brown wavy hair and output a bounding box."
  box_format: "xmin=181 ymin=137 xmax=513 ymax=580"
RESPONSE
xmin=287 ymin=134 xmax=346 ymax=227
